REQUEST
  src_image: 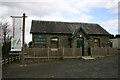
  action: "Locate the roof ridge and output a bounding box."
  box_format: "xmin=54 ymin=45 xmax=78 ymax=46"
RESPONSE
xmin=32 ymin=20 xmax=98 ymax=25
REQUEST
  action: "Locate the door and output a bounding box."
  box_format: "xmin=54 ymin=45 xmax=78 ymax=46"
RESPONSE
xmin=77 ymin=38 xmax=84 ymax=56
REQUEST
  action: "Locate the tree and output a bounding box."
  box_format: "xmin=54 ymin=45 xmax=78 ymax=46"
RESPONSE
xmin=28 ymin=41 xmax=32 ymax=48
xmin=0 ymin=19 xmax=12 ymax=57
xmin=0 ymin=20 xmax=12 ymax=45
xmin=24 ymin=42 xmax=28 ymax=48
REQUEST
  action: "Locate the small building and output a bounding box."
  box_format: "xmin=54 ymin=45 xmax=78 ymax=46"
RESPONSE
xmin=30 ymin=20 xmax=110 ymax=56
xmin=109 ymin=34 xmax=120 ymax=49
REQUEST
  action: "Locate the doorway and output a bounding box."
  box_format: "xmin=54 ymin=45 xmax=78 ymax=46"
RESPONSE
xmin=77 ymin=37 xmax=84 ymax=56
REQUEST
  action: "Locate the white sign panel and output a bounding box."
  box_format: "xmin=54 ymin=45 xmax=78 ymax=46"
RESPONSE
xmin=11 ymin=18 xmax=22 ymax=51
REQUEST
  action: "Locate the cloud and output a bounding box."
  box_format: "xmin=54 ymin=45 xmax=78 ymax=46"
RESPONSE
xmin=1 ymin=0 xmax=118 ymax=43
xmin=73 ymin=0 xmax=118 ymax=13
xmin=1 ymin=0 xmax=118 ymax=17
xmin=101 ymin=19 xmax=118 ymax=34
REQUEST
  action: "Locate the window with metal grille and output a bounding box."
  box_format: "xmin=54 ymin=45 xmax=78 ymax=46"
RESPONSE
xmin=33 ymin=36 xmax=46 ymax=48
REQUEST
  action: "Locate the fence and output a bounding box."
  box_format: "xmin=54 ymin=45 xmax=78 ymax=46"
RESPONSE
xmin=1 ymin=56 xmax=20 ymax=65
xmin=91 ymin=47 xmax=118 ymax=57
xmin=24 ymin=48 xmax=82 ymax=60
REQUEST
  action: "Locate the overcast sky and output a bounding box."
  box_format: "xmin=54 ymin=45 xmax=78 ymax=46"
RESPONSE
xmin=0 ymin=0 xmax=119 ymax=43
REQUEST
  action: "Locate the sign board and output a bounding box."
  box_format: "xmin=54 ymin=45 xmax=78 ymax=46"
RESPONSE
xmin=11 ymin=18 xmax=22 ymax=51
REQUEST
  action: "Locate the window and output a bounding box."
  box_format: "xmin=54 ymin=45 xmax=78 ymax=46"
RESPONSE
xmin=109 ymin=41 xmax=112 ymax=47
xmin=34 ymin=36 xmax=46 ymax=48
xmin=51 ymin=37 xmax=58 ymax=48
xmin=94 ymin=38 xmax=100 ymax=47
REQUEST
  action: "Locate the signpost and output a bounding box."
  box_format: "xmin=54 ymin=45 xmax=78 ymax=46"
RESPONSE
xmin=22 ymin=13 xmax=26 ymax=64
xmin=11 ymin=13 xmax=27 ymax=64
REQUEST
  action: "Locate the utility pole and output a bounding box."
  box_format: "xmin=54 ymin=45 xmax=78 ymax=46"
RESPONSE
xmin=22 ymin=13 xmax=26 ymax=65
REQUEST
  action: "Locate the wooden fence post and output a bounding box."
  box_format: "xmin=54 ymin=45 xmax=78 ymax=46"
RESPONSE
xmin=106 ymin=47 xmax=108 ymax=56
xmin=91 ymin=48 xmax=92 ymax=57
xmin=8 ymin=57 xmax=9 ymax=64
xmin=14 ymin=56 xmax=15 ymax=61
xmin=72 ymin=48 xmax=74 ymax=57
xmin=80 ymin=47 xmax=82 ymax=57
xmin=17 ymin=56 xmax=19 ymax=60
xmin=10 ymin=57 xmax=12 ymax=63
xmin=48 ymin=47 xmax=49 ymax=60
xmin=34 ymin=48 xmax=35 ymax=62
xmin=107 ymin=47 xmax=109 ymax=56
xmin=28 ymin=48 xmax=29 ymax=57
xmin=62 ymin=47 xmax=64 ymax=59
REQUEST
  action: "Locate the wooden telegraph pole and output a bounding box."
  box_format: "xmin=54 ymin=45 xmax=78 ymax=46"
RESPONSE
xmin=22 ymin=13 xmax=27 ymax=65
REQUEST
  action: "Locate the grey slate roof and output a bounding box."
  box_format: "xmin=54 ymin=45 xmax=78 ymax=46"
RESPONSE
xmin=30 ymin=20 xmax=110 ymax=35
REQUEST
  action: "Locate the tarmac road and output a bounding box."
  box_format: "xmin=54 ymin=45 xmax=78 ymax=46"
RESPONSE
xmin=2 ymin=56 xmax=118 ymax=78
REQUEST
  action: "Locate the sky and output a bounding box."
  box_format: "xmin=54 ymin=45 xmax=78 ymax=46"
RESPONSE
xmin=0 ymin=0 xmax=119 ymax=43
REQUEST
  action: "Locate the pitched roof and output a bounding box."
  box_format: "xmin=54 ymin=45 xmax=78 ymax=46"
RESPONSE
xmin=30 ymin=20 xmax=110 ymax=35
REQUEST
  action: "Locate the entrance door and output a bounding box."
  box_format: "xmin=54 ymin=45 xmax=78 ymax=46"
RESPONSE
xmin=77 ymin=38 xmax=84 ymax=56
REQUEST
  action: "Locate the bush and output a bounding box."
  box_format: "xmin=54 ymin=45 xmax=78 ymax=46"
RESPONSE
xmin=2 ymin=42 xmax=11 ymax=58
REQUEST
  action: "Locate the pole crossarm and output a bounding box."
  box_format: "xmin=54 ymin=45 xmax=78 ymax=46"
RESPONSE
xmin=11 ymin=16 xmax=27 ymax=18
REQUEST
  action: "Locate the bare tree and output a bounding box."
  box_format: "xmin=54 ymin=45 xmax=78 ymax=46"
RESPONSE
xmin=0 ymin=20 xmax=12 ymax=45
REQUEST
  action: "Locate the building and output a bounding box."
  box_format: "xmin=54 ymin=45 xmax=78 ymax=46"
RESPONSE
xmin=109 ymin=34 xmax=120 ymax=49
xmin=30 ymin=20 xmax=110 ymax=56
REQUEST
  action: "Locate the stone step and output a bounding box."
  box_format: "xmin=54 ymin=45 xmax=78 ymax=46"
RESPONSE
xmin=82 ymin=56 xmax=95 ymax=60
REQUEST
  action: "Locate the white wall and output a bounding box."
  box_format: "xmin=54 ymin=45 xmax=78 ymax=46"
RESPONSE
xmin=109 ymin=38 xmax=120 ymax=49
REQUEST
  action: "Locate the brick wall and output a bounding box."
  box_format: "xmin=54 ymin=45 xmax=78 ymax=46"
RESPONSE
xmin=32 ymin=33 xmax=109 ymax=56
xmin=89 ymin=35 xmax=109 ymax=47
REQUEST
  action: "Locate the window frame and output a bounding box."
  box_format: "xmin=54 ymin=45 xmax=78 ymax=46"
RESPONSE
xmin=33 ymin=36 xmax=46 ymax=48
xmin=94 ymin=38 xmax=100 ymax=47
xmin=50 ymin=37 xmax=59 ymax=48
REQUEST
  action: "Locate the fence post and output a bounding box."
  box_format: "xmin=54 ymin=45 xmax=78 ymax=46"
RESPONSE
xmin=103 ymin=48 xmax=104 ymax=56
xmin=2 ymin=59 xmax=4 ymax=65
xmin=107 ymin=47 xmax=109 ymax=56
xmin=80 ymin=47 xmax=82 ymax=57
xmin=48 ymin=47 xmax=49 ymax=60
xmin=91 ymin=48 xmax=92 ymax=57
xmin=106 ymin=47 xmax=108 ymax=56
xmin=14 ymin=56 xmax=15 ymax=61
xmin=62 ymin=47 xmax=64 ymax=59
xmin=10 ymin=57 xmax=12 ymax=62
xmin=8 ymin=57 xmax=9 ymax=64
xmin=11 ymin=57 xmax=12 ymax=62
xmin=27 ymin=48 xmax=29 ymax=57
xmin=17 ymin=56 xmax=19 ymax=60
xmin=34 ymin=48 xmax=35 ymax=62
